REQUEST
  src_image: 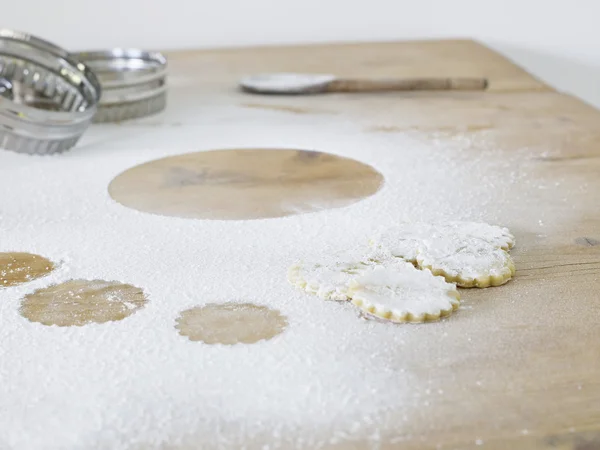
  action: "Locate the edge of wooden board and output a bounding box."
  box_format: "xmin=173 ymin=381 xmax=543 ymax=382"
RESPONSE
xmin=162 ymin=38 xmax=551 ymax=93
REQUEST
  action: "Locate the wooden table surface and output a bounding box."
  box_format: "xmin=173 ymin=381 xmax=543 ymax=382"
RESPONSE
xmin=158 ymin=39 xmax=600 ymax=450
xmin=2 ymin=38 xmax=600 ymax=450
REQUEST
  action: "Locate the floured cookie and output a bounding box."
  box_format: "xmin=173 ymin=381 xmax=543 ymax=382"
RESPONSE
xmin=287 ymin=250 xmax=389 ymax=301
xmin=417 ymin=236 xmax=515 ymax=288
xmin=439 ymin=221 xmax=515 ymax=250
xmin=348 ymin=264 xmax=460 ymax=323
xmin=372 ymin=221 xmax=515 ymax=288
xmin=288 ymin=251 xmax=460 ymax=323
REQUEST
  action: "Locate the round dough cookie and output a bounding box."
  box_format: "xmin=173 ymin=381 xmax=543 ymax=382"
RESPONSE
xmin=288 ymin=262 xmax=357 ymax=300
xmin=437 ymin=221 xmax=515 ymax=250
xmin=288 ymin=252 xmax=381 ymax=301
xmin=418 ymin=236 xmax=515 ymax=288
xmin=372 ymin=221 xmax=515 ymax=288
xmin=369 ymin=223 xmax=434 ymax=263
xmin=348 ymin=264 xmax=460 ymax=323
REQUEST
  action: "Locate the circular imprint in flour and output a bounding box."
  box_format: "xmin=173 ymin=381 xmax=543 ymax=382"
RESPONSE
xmin=175 ymin=303 xmax=288 ymax=345
xmin=20 ymin=279 xmax=148 ymax=327
xmin=108 ymin=148 xmax=384 ymax=220
xmin=0 ymin=252 xmax=55 ymax=287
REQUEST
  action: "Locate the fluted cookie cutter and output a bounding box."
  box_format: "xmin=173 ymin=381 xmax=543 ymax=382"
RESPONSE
xmin=72 ymin=49 xmax=167 ymax=122
xmin=0 ymin=78 xmax=12 ymax=98
xmin=0 ymin=29 xmax=101 ymax=154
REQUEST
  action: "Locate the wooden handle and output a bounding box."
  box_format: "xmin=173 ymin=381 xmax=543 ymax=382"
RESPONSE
xmin=327 ymin=77 xmax=488 ymax=92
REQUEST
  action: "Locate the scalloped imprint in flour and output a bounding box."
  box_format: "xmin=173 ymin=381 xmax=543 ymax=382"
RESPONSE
xmin=372 ymin=221 xmax=516 ymax=288
xmin=0 ymin=252 xmax=56 ymax=287
xmin=348 ymin=264 xmax=460 ymax=323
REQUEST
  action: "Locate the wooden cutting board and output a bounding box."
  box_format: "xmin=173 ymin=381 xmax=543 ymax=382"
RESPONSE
xmin=159 ymin=40 xmax=600 ymax=450
xmin=4 ymin=39 xmax=598 ymax=450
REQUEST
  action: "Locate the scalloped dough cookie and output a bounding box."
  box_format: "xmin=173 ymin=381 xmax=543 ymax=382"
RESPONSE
xmin=348 ymin=264 xmax=460 ymax=323
xmin=288 ymin=252 xmax=460 ymax=323
xmin=287 ymin=251 xmax=389 ymax=301
xmin=372 ymin=221 xmax=515 ymax=288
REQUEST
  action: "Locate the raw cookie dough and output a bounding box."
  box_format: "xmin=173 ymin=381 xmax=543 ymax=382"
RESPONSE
xmin=349 ymin=264 xmax=460 ymax=323
xmin=288 ymin=251 xmax=460 ymax=323
xmin=287 ymin=250 xmax=391 ymax=301
xmin=372 ymin=221 xmax=515 ymax=288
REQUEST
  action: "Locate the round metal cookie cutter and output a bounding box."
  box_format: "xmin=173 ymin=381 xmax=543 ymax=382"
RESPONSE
xmin=0 ymin=78 xmax=12 ymax=98
xmin=72 ymin=49 xmax=167 ymax=122
xmin=0 ymin=29 xmax=101 ymax=155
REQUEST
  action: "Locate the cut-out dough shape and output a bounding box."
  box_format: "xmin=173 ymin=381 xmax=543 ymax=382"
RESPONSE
xmin=349 ymin=264 xmax=460 ymax=323
xmin=175 ymin=303 xmax=288 ymax=345
xmin=372 ymin=221 xmax=515 ymax=288
xmin=20 ymin=279 xmax=147 ymax=327
xmin=288 ymin=253 xmax=460 ymax=322
xmin=0 ymin=252 xmax=55 ymax=287
xmin=287 ymin=250 xmax=393 ymax=301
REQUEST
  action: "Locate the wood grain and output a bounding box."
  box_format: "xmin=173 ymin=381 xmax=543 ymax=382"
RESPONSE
xmin=0 ymin=252 xmax=55 ymax=287
xmin=20 ymin=279 xmax=148 ymax=327
xmin=175 ymin=303 xmax=288 ymax=345
xmin=328 ymin=76 xmax=488 ymax=92
xmin=108 ymin=148 xmax=384 ymax=220
xmin=158 ymin=40 xmax=600 ymax=448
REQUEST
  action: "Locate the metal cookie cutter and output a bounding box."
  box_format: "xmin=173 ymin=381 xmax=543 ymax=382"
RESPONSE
xmin=0 ymin=78 xmax=12 ymax=98
xmin=0 ymin=29 xmax=101 ymax=154
xmin=72 ymin=49 xmax=167 ymax=122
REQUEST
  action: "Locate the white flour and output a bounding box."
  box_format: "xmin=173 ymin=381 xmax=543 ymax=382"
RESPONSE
xmin=0 ymin=89 xmax=576 ymax=449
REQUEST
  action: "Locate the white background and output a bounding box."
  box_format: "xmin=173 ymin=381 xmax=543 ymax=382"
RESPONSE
xmin=3 ymin=0 xmax=599 ymax=108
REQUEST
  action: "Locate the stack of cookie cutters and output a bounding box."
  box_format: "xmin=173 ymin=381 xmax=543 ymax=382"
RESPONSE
xmin=0 ymin=29 xmax=168 ymax=155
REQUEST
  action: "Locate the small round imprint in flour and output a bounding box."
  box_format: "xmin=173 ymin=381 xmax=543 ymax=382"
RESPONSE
xmin=20 ymin=279 xmax=148 ymax=327
xmin=0 ymin=252 xmax=55 ymax=287
xmin=175 ymin=303 xmax=288 ymax=345
xmin=108 ymin=148 xmax=384 ymax=220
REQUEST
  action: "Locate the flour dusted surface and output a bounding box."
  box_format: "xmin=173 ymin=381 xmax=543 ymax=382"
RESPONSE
xmin=0 ymin=85 xmax=569 ymax=449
